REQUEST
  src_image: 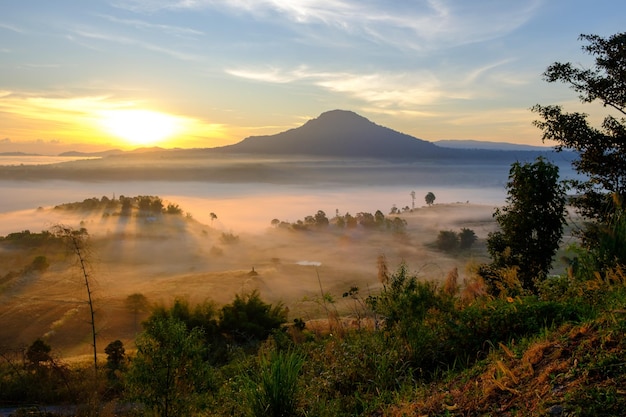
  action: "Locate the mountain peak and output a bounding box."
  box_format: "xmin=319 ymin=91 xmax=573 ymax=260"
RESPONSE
xmin=217 ymin=110 xmax=444 ymax=159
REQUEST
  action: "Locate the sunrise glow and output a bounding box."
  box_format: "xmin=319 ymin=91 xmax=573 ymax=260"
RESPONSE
xmin=99 ymin=109 xmax=182 ymax=147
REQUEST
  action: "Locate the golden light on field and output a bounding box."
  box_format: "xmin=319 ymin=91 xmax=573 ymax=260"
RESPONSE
xmin=98 ymin=109 xmax=182 ymax=147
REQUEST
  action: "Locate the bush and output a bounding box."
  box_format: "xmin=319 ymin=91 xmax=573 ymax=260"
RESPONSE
xmin=219 ymin=290 xmax=288 ymax=345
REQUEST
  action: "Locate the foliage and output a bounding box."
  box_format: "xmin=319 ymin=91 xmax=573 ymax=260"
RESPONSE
xmin=459 ymin=227 xmax=477 ymax=249
xmin=26 ymin=339 xmax=52 ymax=368
xmin=104 ymin=340 xmax=126 ymax=397
xmin=242 ymin=349 xmax=304 ymax=417
xmin=435 ymin=228 xmax=477 ymax=253
xmin=125 ymin=293 xmax=150 ymax=334
xmin=435 ymin=230 xmax=459 ymax=252
xmin=126 ymin=315 xmax=213 ymax=417
xmin=367 ymin=264 xmax=581 ymax=379
xmin=0 ymin=230 xmax=59 ymax=248
xmin=219 ymin=290 xmax=288 ymax=345
xmin=146 ymin=298 xmax=225 ymax=363
xmin=29 ymin=255 xmax=50 ymax=272
xmin=486 ymin=157 xmax=567 ymax=294
xmin=220 ymin=232 xmax=240 ymax=244
xmin=425 ymin=192 xmax=436 ymax=205
xmin=532 ymin=32 xmax=626 ymax=246
xmin=53 ymin=195 xmax=185 ymax=217
xmin=272 ymin=208 xmax=406 ymax=234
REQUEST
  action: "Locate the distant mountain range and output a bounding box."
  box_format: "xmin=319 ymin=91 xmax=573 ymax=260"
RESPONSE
xmin=434 ymin=139 xmax=552 ymax=151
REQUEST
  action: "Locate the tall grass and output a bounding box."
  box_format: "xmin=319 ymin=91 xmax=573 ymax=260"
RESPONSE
xmin=243 ymin=350 xmax=304 ymax=417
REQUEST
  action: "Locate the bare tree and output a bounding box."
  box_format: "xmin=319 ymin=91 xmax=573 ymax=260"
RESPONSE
xmin=52 ymin=225 xmax=98 ymax=379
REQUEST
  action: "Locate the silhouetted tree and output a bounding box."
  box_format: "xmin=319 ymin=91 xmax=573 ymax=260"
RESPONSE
xmin=459 ymin=228 xmax=477 ymax=249
xmin=436 ymin=230 xmax=459 ymax=252
xmin=425 ymin=192 xmax=436 ymax=206
xmin=314 ymin=210 xmax=329 ymax=228
xmin=487 ymin=157 xmax=567 ymax=293
xmin=26 ymin=339 xmax=52 ymax=368
xmin=126 ymin=293 xmax=150 ymax=334
xmin=344 ymin=213 xmax=357 ymax=229
xmin=532 ymin=32 xmax=626 ymax=258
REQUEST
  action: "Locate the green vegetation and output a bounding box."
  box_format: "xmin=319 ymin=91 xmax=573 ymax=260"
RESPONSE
xmin=272 ymin=208 xmax=407 ymax=234
xmin=532 ymin=32 xmax=626 ymax=267
xmin=435 ymin=227 xmax=477 ymax=252
xmin=54 ymin=195 xmax=188 ymax=218
xmin=485 ymin=157 xmax=567 ymax=294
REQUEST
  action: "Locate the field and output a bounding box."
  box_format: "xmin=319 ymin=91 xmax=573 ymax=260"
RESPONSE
xmin=0 ymin=200 xmax=496 ymax=358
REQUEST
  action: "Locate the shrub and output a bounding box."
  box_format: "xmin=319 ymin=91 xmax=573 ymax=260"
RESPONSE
xmin=219 ymin=290 xmax=288 ymax=345
xmin=436 ymin=230 xmax=459 ymax=252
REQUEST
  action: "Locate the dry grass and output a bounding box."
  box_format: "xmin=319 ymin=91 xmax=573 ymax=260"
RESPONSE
xmin=0 ymin=203 xmax=495 ymax=357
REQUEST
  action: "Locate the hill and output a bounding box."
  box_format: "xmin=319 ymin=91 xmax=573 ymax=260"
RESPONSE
xmin=214 ymin=110 xmax=454 ymax=158
xmin=211 ymin=110 xmax=559 ymax=161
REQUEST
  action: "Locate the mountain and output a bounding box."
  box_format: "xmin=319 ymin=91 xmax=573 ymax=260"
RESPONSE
xmin=0 ymin=151 xmax=42 ymax=156
xmin=214 ymin=110 xmax=451 ymax=159
xmin=434 ymin=139 xmax=553 ymax=152
xmin=59 ymin=149 xmax=124 ymax=157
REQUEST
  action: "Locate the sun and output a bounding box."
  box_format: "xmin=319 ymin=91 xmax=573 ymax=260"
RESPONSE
xmin=99 ymin=109 xmax=181 ymax=147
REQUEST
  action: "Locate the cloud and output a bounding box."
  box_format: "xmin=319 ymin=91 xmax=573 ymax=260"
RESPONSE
xmin=22 ymin=63 xmax=62 ymax=69
xmin=114 ymin=0 xmax=543 ymax=51
xmin=227 ymin=65 xmax=444 ymax=107
xmin=70 ymin=28 xmax=202 ymax=61
xmin=95 ymin=13 xmax=205 ymax=38
xmin=0 ymin=23 xmax=24 ymax=33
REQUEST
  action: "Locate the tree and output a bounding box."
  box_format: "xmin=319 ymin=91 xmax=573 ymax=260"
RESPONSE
xmin=26 ymin=339 xmax=52 ymax=368
xmin=459 ymin=228 xmax=477 ymax=249
xmin=210 ymin=212 xmax=217 ymax=223
xmin=436 ymin=230 xmax=459 ymax=252
xmin=486 ymin=157 xmax=567 ymax=294
xmin=104 ymin=340 xmax=125 ymax=369
xmin=344 ymin=212 xmax=357 ymax=229
xmin=126 ymin=316 xmax=212 ymax=417
xmin=126 ymin=293 xmax=150 ymax=334
xmin=219 ymin=290 xmax=287 ymax=344
xmin=532 ymin=32 xmax=626 ymax=243
xmin=52 ymin=226 xmax=98 ymax=379
xmin=425 ymin=192 xmax=436 ymax=206
xmin=374 ymin=210 xmax=386 ymax=228
xmin=314 ymin=210 xmax=329 ymax=228
xmin=104 ymin=340 xmax=126 ymax=394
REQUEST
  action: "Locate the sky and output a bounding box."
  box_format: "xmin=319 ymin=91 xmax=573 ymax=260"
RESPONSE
xmin=0 ymin=0 xmax=624 ymax=154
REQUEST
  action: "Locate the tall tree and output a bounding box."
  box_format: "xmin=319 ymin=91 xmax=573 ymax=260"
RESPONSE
xmin=532 ymin=33 xmax=626 ymax=240
xmin=487 ymin=157 xmax=567 ymax=294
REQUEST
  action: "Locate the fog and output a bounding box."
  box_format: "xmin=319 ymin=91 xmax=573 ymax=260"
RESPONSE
xmin=0 ymin=155 xmax=577 ymax=357
xmin=0 ymin=179 xmax=506 ymax=236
